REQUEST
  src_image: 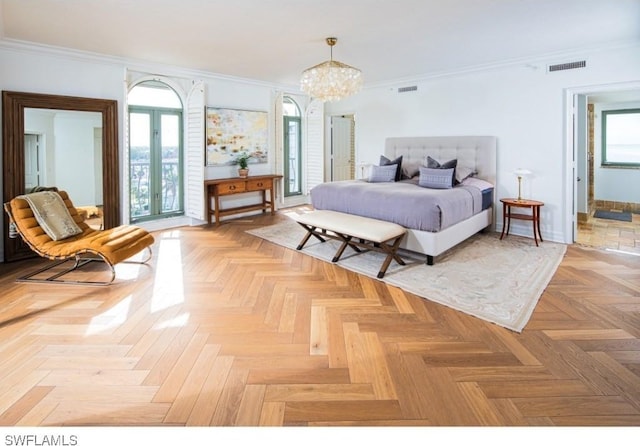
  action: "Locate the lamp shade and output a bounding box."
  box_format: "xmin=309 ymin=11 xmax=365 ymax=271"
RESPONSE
xmin=514 ymin=168 xmax=532 ymax=177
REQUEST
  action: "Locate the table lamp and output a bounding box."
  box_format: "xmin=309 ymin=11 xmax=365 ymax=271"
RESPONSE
xmin=514 ymin=168 xmax=532 ymax=201
xmin=356 ymin=163 xmax=373 ymax=179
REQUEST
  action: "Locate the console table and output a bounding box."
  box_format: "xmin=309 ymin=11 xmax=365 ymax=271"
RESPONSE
xmin=204 ymin=174 xmax=282 ymax=226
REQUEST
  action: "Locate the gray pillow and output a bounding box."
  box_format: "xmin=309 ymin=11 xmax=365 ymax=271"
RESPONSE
xmin=369 ymin=164 xmax=398 ymax=183
xmin=426 ymin=156 xmax=457 ymax=187
xmin=380 ymin=155 xmax=403 ymax=182
xmin=418 ymin=166 xmax=455 ymax=189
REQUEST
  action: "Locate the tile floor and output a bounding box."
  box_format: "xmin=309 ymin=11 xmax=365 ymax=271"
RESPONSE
xmin=576 ymin=209 xmax=640 ymax=255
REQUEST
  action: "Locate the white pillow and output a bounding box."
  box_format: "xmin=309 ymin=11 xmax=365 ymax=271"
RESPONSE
xmin=455 ymin=166 xmax=477 ymax=184
xmin=461 ymin=177 xmax=494 ymax=191
xmin=401 ymin=160 xmax=422 ymax=179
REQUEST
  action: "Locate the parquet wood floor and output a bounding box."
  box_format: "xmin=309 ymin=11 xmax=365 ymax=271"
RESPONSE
xmin=0 ymin=210 xmax=639 ymax=427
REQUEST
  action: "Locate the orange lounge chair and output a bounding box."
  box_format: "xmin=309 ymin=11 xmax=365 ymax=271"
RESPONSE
xmin=4 ymin=190 xmax=155 ymax=285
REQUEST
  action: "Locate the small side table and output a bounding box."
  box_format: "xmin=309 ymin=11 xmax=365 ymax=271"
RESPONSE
xmin=500 ymin=198 xmax=544 ymax=246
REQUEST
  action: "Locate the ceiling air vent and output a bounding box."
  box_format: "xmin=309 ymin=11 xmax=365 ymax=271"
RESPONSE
xmin=547 ymin=60 xmax=586 ymax=72
xmin=398 ymin=86 xmax=418 ymax=93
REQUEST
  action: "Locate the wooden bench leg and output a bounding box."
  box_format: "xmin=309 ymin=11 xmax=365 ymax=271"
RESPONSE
xmin=332 ymin=235 xmax=354 ymax=262
xmin=295 ymin=223 xmax=327 ymax=250
xmin=377 ymin=234 xmax=406 ymax=278
xmin=335 ymin=232 xmax=363 ymax=255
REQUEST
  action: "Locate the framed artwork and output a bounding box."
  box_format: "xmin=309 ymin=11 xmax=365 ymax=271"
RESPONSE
xmin=205 ymin=107 xmax=268 ymax=166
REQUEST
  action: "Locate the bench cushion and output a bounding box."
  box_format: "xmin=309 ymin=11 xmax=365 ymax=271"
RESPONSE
xmin=292 ymin=210 xmax=406 ymax=243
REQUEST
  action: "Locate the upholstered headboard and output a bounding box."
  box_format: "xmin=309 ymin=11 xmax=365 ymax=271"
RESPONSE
xmin=384 ymin=136 xmax=497 ymax=185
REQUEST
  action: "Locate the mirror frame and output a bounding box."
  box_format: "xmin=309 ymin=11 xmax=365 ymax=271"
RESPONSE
xmin=2 ymin=91 xmax=120 ymax=262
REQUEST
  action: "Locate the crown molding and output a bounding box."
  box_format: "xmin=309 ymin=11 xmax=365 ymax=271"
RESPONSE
xmin=365 ymin=39 xmax=640 ymax=90
xmin=2 ymin=36 xmax=637 ymax=94
xmin=0 ymin=38 xmax=298 ymax=91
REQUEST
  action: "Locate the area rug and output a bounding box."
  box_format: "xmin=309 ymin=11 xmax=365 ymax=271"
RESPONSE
xmin=593 ymin=210 xmax=632 ymax=222
xmin=246 ymin=218 xmax=567 ymax=332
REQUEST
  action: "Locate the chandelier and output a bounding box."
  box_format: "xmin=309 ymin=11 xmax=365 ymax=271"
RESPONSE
xmin=300 ymin=37 xmax=363 ymax=102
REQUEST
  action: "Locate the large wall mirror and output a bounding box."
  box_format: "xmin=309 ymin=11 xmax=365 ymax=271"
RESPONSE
xmin=2 ymin=91 xmax=120 ymax=262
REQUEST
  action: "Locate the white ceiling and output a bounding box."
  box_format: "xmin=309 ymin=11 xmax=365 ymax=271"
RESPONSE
xmin=1 ymin=0 xmax=639 ymax=88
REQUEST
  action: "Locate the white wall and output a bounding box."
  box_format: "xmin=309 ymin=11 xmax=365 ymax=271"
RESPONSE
xmin=327 ymin=44 xmax=640 ymax=242
xmin=593 ymin=100 xmax=640 ymax=203
xmin=0 ymin=44 xmax=282 ymax=261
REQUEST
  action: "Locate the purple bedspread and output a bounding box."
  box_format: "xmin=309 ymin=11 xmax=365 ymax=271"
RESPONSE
xmin=310 ymin=179 xmax=483 ymax=232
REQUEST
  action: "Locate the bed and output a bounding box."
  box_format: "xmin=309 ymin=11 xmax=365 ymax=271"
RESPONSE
xmin=310 ymin=135 xmax=497 ymax=264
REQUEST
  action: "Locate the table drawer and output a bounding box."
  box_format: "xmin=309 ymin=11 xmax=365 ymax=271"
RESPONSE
xmin=216 ymin=181 xmax=246 ymax=195
xmin=246 ymin=178 xmax=270 ymax=191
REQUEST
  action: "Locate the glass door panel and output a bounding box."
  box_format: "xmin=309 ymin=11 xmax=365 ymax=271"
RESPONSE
xmin=129 ymin=112 xmax=151 ymax=218
xmin=284 ymin=117 xmax=301 ymax=196
xmin=160 ymin=113 xmax=181 ymax=213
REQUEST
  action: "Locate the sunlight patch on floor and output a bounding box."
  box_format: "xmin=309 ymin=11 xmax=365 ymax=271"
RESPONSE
xmin=155 ymin=312 xmax=190 ymax=329
xmin=151 ymin=232 xmax=185 ymax=313
xmin=114 ymin=262 xmax=142 ymax=280
xmin=85 ymin=295 xmax=132 ymax=336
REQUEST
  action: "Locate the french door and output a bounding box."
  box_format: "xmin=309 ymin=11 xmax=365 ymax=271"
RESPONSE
xmin=128 ymin=107 xmax=183 ymax=222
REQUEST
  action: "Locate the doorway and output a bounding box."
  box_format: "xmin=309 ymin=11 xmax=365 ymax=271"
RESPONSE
xmin=330 ymin=115 xmax=355 ymax=181
xmin=24 ymin=133 xmax=40 ymax=190
xmin=568 ymin=83 xmax=640 ymax=255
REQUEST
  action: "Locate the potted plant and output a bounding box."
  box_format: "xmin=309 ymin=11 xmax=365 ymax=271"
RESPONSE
xmin=236 ymin=153 xmax=250 ymax=178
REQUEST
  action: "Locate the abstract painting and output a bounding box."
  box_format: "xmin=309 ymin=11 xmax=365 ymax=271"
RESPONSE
xmin=205 ymin=107 xmax=268 ymax=166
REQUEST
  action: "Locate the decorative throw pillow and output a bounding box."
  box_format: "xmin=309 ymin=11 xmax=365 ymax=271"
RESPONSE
xmin=418 ymin=166 xmax=455 ymax=189
xmin=401 ymin=160 xmax=422 ymax=179
xmin=426 ymin=156 xmax=457 ymax=187
xmin=379 ymin=155 xmax=403 ymax=182
xmin=455 ymin=166 xmax=477 ymax=184
xmin=20 ymin=191 xmax=83 ymax=241
xmin=461 ymin=176 xmax=494 ymax=191
xmin=368 ymin=164 xmax=398 ymax=183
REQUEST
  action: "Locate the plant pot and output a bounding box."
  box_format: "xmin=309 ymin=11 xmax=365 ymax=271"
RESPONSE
xmin=238 ymin=168 xmax=249 ymax=178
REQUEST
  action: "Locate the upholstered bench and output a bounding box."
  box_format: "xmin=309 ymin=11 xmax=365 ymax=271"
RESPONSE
xmin=291 ymin=210 xmax=407 ymax=278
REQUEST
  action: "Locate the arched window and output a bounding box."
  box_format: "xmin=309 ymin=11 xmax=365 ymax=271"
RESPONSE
xmin=283 ymin=96 xmax=302 ymax=196
xmin=128 ymin=81 xmax=184 ymax=222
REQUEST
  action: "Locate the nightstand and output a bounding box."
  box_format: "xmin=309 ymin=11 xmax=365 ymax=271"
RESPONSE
xmin=500 ymin=198 xmax=544 ymax=246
